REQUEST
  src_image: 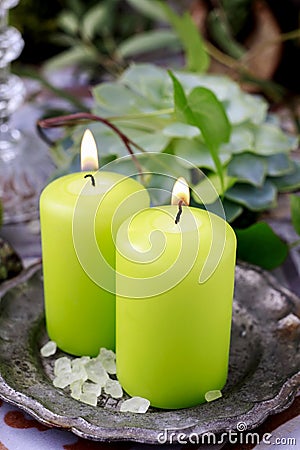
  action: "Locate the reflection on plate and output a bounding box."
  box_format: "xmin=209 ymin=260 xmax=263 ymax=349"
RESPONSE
xmin=0 ymin=263 xmax=300 ymax=444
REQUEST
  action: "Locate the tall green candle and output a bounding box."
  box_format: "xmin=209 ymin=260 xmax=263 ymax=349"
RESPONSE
xmin=116 ymin=178 xmax=236 ymax=409
xmin=40 ymin=130 xmax=149 ymax=356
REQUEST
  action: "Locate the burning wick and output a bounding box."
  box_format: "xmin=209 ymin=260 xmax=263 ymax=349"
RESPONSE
xmin=171 ymin=177 xmax=190 ymax=225
xmin=84 ymin=174 xmax=96 ymax=187
xmin=175 ymin=200 xmax=184 ymax=224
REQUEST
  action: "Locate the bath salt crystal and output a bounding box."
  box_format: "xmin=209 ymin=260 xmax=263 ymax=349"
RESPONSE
xmin=40 ymin=341 xmax=57 ymax=357
xmin=120 ymin=397 xmax=150 ymax=413
xmin=104 ymin=379 xmax=123 ymax=399
xmin=53 ymin=372 xmax=73 ymax=389
xmin=82 ymin=381 xmax=102 ymax=397
xmin=205 ymin=390 xmax=222 ymax=402
xmin=97 ymin=348 xmax=116 ymax=374
xmin=70 ymin=379 xmax=83 ymax=400
xmin=78 ymin=356 xmax=90 ymax=364
xmin=71 ymin=359 xmax=88 ymax=382
xmin=79 ymin=392 xmax=98 ymax=407
xmin=54 ymin=357 xmax=72 ymax=376
xmin=85 ymin=359 xmax=109 ymax=385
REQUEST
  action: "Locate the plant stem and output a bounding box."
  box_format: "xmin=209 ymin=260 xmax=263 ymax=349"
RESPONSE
xmin=204 ymin=40 xmax=245 ymax=70
xmin=106 ymin=108 xmax=174 ymax=121
xmin=37 ymin=112 xmax=145 ymax=177
xmin=289 ymin=239 xmax=300 ymax=249
xmin=13 ymin=66 xmax=90 ymax=112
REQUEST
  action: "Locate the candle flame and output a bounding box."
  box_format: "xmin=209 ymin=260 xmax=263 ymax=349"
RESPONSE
xmin=81 ymin=129 xmax=99 ymax=171
xmin=171 ymin=177 xmax=190 ymax=206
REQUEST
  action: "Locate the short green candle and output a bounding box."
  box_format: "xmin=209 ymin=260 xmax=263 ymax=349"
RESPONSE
xmin=40 ymin=131 xmax=149 ymax=357
xmin=116 ymin=204 xmax=236 ymax=409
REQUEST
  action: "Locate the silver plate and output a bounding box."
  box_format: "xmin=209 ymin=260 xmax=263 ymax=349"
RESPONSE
xmin=0 ymin=263 xmax=300 ymax=444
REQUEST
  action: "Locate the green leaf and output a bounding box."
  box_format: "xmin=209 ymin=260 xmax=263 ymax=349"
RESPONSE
xmin=192 ymin=172 xmax=236 ymax=204
xmin=222 ymin=199 xmax=243 ymax=223
xmin=192 ymin=198 xmax=242 ymax=223
xmin=220 ymin=124 xmax=254 ymax=154
xmin=227 ymin=153 xmax=267 ymax=186
xmin=187 ymin=87 xmax=231 ymax=152
xmin=225 ymin=180 xmax=277 ymax=211
xmin=169 ymin=72 xmax=231 ymax=190
xmin=273 ymin=162 xmax=300 ymax=192
xmin=161 ymin=5 xmax=209 ymax=72
xmin=92 ymin=82 xmax=152 ymax=115
xmin=65 ymin=0 xmax=84 ymax=17
xmin=168 ymin=70 xmax=194 ymax=123
xmin=126 ymin=0 xmax=168 ymax=22
xmin=226 ymin=92 xmax=268 ymax=125
xmin=58 ymin=11 xmax=79 ymax=36
xmin=117 ymin=30 xmax=180 ymax=59
xmin=235 ymin=222 xmax=288 ymax=269
xmin=50 ymin=33 xmax=77 ymax=47
xmin=174 ymin=138 xmax=231 ymax=170
xmin=266 ymin=153 xmax=294 ymax=177
xmin=290 ymin=195 xmax=300 ymax=236
xmin=82 ymin=4 xmax=108 ymax=40
xmin=120 ymin=64 xmax=171 ymax=105
xmin=187 ymin=86 xmax=231 ymax=190
xmin=44 ymin=46 xmax=97 ymax=70
xmin=254 ymin=123 xmax=296 ymax=155
xmin=162 ymin=123 xmax=200 ymax=139
xmin=90 ymin=122 xmax=171 ymax=155
xmin=133 ymin=132 xmax=171 ymax=152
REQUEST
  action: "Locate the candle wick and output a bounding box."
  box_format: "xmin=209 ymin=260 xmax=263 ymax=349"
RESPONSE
xmin=84 ymin=174 xmax=96 ymax=187
xmin=175 ymin=200 xmax=184 ymax=224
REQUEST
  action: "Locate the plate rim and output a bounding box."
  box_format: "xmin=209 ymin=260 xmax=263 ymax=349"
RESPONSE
xmin=0 ymin=262 xmax=300 ymax=444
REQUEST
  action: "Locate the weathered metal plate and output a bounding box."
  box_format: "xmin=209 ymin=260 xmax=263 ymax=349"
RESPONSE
xmin=0 ymin=263 xmax=299 ymax=444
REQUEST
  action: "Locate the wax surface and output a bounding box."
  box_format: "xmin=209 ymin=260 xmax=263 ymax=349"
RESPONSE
xmin=116 ymin=206 xmax=236 ymax=409
xmin=40 ymin=171 xmax=149 ymax=356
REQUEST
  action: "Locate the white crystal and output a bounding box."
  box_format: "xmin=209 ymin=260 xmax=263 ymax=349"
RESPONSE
xmin=79 ymin=392 xmax=98 ymax=406
xmin=79 ymin=356 xmax=90 ymax=364
xmin=53 ymin=372 xmax=73 ymax=389
xmin=70 ymin=379 xmax=83 ymax=400
xmin=120 ymin=396 xmax=150 ymax=413
xmin=71 ymin=359 xmax=88 ymax=382
xmin=97 ymin=347 xmax=116 ymax=374
xmin=85 ymin=359 xmax=109 ymax=385
xmin=82 ymin=381 xmax=102 ymax=397
xmin=54 ymin=357 xmax=71 ymax=376
xmin=104 ymin=379 xmax=123 ymax=399
xmin=205 ymin=390 xmax=222 ymax=402
xmin=40 ymin=341 xmax=57 ymax=357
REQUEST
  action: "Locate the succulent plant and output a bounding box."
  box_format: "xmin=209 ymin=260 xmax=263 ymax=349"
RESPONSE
xmin=53 ymin=63 xmax=299 ymax=223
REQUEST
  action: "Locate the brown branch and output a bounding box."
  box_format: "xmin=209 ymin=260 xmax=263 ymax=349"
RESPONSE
xmin=37 ymin=112 xmax=144 ymax=178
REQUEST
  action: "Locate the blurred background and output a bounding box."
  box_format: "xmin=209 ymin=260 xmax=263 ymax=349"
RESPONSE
xmin=10 ymin=0 xmax=300 ymax=92
xmin=0 ymin=0 xmax=300 ymax=281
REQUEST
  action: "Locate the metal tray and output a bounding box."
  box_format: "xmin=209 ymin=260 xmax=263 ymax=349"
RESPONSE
xmin=0 ymin=263 xmax=300 ymax=444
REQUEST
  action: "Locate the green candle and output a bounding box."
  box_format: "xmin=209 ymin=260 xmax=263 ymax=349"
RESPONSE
xmin=40 ymin=130 xmax=149 ymax=356
xmin=116 ymin=178 xmax=236 ymax=409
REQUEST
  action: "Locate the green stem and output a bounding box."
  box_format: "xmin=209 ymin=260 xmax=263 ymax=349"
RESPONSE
xmin=277 ymin=29 xmax=300 ymax=43
xmin=80 ymin=29 xmax=122 ymax=77
xmin=289 ymin=239 xmax=300 ymax=249
xmin=106 ymin=108 xmax=174 ymax=121
xmin=13 ymin=66 xmax=89 ymax=112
